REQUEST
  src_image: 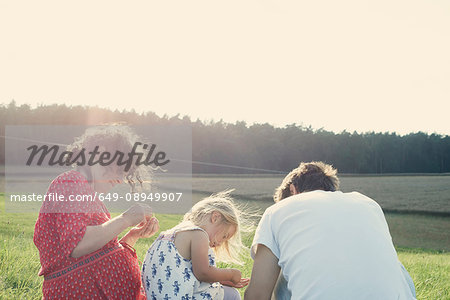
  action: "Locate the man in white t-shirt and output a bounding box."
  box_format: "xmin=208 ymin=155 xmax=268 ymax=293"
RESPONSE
xmin=244 ymin=161 xmax=416 ymax=300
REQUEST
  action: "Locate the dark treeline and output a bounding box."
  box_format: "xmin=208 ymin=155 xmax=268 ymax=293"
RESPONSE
xmin=1 ymin=101 xmax=450 ymax=174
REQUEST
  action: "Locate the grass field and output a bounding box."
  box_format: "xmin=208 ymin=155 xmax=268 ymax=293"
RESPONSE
xmin=1 ymin=174 xmax=450 ymax=299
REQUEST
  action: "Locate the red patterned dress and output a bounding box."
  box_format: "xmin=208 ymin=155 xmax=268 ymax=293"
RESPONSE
xmin=33 ymin=170 xmax=145 ymax=299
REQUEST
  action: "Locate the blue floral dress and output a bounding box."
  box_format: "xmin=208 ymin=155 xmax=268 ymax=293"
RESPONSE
xmin=142 ymin=223 xmax=224 ymax=300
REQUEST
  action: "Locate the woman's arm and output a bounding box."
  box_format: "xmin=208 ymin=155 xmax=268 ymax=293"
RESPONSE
xmin=71 ymin=204 xmax=152 ymax=258
xmin=190 ymin=231 xmax=242 ymax=284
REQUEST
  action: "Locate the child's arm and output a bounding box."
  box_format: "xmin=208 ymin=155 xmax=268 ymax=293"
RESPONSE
xmin=190 ymin=231 xmax=242 ymax=284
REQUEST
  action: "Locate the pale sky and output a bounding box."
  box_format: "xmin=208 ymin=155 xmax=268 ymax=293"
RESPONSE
xmin=1 ymin=0 xmax=449 ymax=135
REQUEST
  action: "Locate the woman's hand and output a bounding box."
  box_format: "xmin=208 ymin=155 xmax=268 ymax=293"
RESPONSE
xmin=120 ymin=215 xmax=159 ymax=247
xmin=71 ymin=206 xmax=153 ymax=258
xmin=129 ymin=217 xmax=160 ymax=239
xmin=121 ymin=204 xmax=153 ymax=227
xmin=220 ymin=278 xmax=250 ymax=288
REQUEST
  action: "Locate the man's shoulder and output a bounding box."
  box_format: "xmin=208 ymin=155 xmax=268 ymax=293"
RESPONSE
xmin=268 ymin=190 xmax=338 ymax=210
xmin=267 ymin=190 xmax=381 ymax=214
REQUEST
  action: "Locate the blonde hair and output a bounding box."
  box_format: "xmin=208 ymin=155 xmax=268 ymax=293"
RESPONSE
xmin=274 ymin=161 xmax=339 ymax=202
xmin=183 ymin=190 xmax=247 ymax=265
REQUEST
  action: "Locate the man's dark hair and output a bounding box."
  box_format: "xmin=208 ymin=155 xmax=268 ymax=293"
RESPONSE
xmin=273 ymin=161 xmax=340 ymax=202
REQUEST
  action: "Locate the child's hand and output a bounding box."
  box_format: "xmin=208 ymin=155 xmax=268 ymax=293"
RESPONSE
xmin=220 ymin=278 xmax=250 ymax=288
xmin=229 ymin=268 xmax=242 ymax=285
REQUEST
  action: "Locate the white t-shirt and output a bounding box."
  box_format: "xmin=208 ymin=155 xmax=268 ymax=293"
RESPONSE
xmin=251 ymin=190 xmax=415 ymax=300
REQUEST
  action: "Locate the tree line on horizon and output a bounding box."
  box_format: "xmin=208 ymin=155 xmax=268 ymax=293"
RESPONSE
xmin=1 ymin=101 xmax=449 ymax=174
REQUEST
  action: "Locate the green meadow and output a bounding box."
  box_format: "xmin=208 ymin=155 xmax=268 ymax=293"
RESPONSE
xmin=1 ymin=175 xmax=450 ymax=299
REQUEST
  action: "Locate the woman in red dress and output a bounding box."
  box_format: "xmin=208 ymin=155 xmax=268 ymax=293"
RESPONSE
xmin=33 ymin=126 xmax=159 ymax=299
